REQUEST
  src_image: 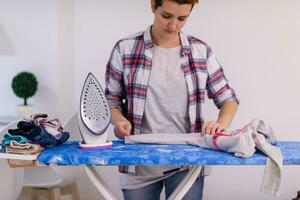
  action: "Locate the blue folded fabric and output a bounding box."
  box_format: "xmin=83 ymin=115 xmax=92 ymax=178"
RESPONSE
xmin=1 ymin=133 xmax=29 ymax=146
xmin=31 ymin=128 xmax=70 ymax=148
xmin=8 ymin=121 xmax=70 ymax=148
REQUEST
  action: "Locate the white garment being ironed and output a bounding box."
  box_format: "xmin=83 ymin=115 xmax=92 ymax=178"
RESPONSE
xmin=125 ymin=119 xmax=283 ymax=196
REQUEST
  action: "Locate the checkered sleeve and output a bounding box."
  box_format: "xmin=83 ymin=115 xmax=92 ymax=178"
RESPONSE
xmin=105 ymin=42 xmax=126 ymax=111
xmin=206 ymin=48 xmax=239 ymax=108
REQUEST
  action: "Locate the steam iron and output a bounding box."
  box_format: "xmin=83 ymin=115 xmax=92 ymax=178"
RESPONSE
xmin=78 ymin=72 xmax=112 ymax=149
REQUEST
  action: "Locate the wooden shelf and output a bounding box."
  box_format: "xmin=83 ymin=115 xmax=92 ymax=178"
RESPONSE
xmin=0 ymin=152 xmax=38 ymax=160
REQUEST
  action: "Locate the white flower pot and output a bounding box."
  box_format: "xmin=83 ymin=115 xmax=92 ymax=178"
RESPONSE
xmin=17 ymin=105 xmax=34 ymax=118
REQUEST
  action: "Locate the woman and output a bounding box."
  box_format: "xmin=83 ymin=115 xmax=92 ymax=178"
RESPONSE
xmin=105 ymin=0 xmax=239 ymax=199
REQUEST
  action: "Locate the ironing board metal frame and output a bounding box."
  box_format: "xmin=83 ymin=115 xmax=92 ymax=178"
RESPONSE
xmin=84 ymin=165 xmax=202 ymax=200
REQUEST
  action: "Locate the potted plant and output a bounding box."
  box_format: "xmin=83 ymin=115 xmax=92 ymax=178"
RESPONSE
xmin=11 ymin=71 xmax=38 ymax=117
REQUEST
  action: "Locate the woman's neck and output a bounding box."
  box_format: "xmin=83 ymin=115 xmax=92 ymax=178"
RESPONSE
xmin=151 ymin=26 xmax=180 ymax=48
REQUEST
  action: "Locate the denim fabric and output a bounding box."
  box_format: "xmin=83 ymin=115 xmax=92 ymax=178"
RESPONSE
xmin=8 ymin=121 xmax=69 ymax=148
xmin=122 ymin=169 xmax=204 ymax=200
xmin=165 ymin=169 xmax=204 ymax=200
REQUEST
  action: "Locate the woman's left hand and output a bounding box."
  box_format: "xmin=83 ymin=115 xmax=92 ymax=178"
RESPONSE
xmin=201 ymin=121 xmax=226 ymax=135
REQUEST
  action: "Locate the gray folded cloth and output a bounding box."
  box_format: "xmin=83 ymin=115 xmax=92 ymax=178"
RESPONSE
xmin=125 ymin=119 xmax=282 ymax=196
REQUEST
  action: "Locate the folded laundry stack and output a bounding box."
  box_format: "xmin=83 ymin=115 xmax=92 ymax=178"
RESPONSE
xmin=0 ymin=113 xmax=69 ymax=157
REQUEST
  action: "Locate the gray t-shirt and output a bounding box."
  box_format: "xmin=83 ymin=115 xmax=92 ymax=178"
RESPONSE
xmin=120 ymin=45 xmax=190 ymax=189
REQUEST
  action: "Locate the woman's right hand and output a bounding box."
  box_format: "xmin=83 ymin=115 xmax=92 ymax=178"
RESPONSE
xmin=114 ymin=120 xmax=132 ymax=139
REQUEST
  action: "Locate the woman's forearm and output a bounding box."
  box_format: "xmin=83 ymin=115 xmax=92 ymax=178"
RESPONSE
xmin=217 ymin=100 xmax=239 ymax=129
xmin=110 ymin=108 xmax=129 ymax=125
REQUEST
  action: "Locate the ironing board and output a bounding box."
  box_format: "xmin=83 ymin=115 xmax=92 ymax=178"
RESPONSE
xmin=37 ymin=140 xmax=300 ymax=200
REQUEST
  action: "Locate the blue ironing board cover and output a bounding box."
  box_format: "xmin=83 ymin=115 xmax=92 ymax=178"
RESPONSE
xmin=37 ymin=141 xmax=300 ymax=166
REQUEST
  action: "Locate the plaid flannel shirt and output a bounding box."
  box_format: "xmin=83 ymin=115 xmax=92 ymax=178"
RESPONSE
xmin=105 ymin=26 xmax=239 ymax=135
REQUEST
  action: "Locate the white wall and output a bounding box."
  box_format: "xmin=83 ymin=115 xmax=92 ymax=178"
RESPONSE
xmin=0 ymin=0 xmax=76 ymax=122
xmin=190 ymin=0 xmax=300 ymax=141
xmin=1 ymin=0 xmax=300 ymax=200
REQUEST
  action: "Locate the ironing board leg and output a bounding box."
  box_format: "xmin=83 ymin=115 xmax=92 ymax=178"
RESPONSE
xmin=167 ymin=166 xmax=202 ymax=200
xmin=84 ymin=166 xmax=118 ymax=200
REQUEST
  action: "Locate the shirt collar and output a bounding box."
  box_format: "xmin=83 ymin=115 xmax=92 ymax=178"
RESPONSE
xmin=143 ymin=26 xmax=154 ymax=49
xmin=143 ymin=26 xmax=191 ymax=56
